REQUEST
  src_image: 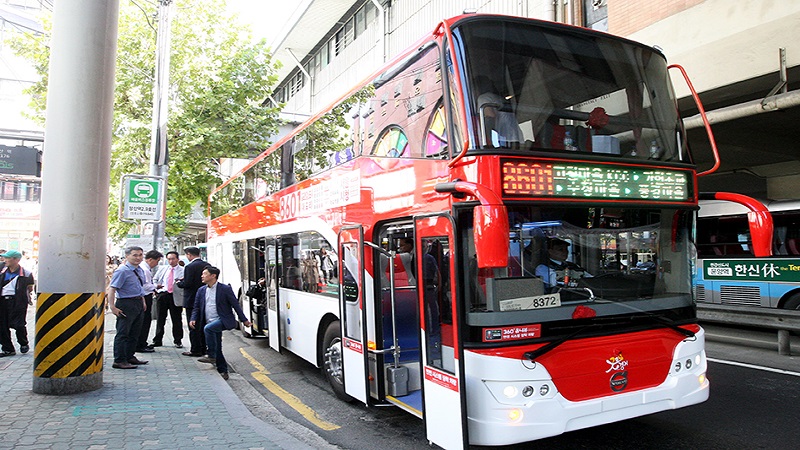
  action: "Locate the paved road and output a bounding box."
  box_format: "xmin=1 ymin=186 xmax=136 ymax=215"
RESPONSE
xmin=223 ymin=323 xmax=800 ymax=449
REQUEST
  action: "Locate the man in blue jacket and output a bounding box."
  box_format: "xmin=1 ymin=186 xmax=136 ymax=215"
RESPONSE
xmin=189 ymin=266 xmax=250 ymax=380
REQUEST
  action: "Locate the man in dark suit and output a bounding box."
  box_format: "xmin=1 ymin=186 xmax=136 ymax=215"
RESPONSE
xmin=190 ymin=266 xmax=250 ymax=380
xmin=176 ymin=247 xmax=209 ymax=356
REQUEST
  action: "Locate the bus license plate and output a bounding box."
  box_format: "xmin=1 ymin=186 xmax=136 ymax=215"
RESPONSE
xmin=499 ymin=293 xmax=561 ymax=311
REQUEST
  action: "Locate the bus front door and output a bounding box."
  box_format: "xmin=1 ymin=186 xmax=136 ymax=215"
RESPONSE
xmin=415 ymin=214 xmax=467 ymax=449
xmin=338 ymin=225 xmax=368 ymax=403
xmin=265 ymin=239 xmax=281 ymax=352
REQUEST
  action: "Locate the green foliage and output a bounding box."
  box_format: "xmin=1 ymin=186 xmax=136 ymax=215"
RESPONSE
xmin=8 ymin=0 xmax=282 ymax=240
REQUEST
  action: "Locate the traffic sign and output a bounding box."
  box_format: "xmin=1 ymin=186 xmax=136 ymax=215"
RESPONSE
xmin=121 ymin=175 xmax=164 ymax=221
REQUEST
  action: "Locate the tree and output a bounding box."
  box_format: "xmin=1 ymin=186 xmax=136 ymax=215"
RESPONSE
xmin=8 ymin=0 xmax=282 ymax=240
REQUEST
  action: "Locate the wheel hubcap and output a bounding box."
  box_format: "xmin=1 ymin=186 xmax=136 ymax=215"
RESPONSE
xmin=324 ymin=337 xmax=343 ymax=384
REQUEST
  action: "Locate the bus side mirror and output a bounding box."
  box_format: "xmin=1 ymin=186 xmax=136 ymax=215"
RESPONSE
xmin=435 ymin=181 xmax=509 ymax=268
xmin=747 ymin=210 xmax=773 ymax=258
xmin=474 ymin=205 xmax=509 ymax=268
xmin=699 ymin=192 xmax=773 ymax=257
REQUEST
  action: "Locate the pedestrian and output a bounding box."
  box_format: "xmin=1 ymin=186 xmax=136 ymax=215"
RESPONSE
xmin=152 ymin=250 xmax=185 ymax=348
xmin=177 ymin=246 xmax=209 ymax=357
xmin=320 ymin=248 xmax=334 ymax=284
xmin=0 ymin=250 xmax=35 ymax=357
xmin=136 ymin=250 xmax=163 ymax=354
xmin=190 ymin=266 xmax=250 ymax=381
xmin=107 ymin=246 xmax=149 ymax=369
xmin=301 ymin=251 xmax=320 ymax=292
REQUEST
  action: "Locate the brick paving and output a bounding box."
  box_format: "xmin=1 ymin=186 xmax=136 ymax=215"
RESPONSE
xmin=0 ymin=308 xmax=315 ymax=450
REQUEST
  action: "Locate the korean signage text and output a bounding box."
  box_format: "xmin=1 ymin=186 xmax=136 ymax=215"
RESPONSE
xmin=122 ymin=176 xmax=163 ymax=221
xmin=703 ymin=259 xmax=800 ymax=282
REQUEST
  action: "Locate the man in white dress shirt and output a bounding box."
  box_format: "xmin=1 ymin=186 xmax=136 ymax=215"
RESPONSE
xmin=136 ymin=250 xmax=163 ymax=354
xmin=152 ymin=251 xmax=185 ymax=348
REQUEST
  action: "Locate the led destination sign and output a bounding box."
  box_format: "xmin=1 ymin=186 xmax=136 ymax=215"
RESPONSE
xmin=502 ymin=160 xmax=690 ymax=202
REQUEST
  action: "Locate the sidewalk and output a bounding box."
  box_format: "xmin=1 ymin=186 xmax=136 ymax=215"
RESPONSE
xmin=0 ymin=308 xmax=321 ymax=450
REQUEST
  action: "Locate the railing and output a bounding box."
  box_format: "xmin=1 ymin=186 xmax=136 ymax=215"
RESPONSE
xmin=697 ymin=304 xmax=800 ymax=356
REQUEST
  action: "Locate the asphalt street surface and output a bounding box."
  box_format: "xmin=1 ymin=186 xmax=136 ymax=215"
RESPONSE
xmin=222 ymin=323 xmax=800 ymax=449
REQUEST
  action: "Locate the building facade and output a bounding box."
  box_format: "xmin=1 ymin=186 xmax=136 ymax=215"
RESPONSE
xmin=268 ymin=0 xmax=799 ymax=200
xmin=0 ymin=0 xmax=46 ymax=259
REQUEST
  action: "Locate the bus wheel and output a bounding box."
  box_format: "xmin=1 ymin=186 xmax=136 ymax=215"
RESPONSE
xmin=785 ymin=293 xmax=800 ymax=310
xmin=322 ymin=321 xmax=353 ymax=402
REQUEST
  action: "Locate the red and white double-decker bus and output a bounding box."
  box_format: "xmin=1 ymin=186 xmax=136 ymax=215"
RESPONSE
xmin=207 ymin=14 xmax=709 ymax=448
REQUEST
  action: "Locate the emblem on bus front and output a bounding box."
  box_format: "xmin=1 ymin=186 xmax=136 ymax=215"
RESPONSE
xmin=606 ymin=350 xmax=629 ymax=392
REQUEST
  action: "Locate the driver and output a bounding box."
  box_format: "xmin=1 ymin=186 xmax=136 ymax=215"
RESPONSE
xmin=535 ymin=238 xmax=591 ymax=292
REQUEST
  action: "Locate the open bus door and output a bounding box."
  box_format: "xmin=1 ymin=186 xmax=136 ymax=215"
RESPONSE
xmin=265 ymin=239 xmax=281 ymax=351
xmin=337 ymin=225 xmax=369 ymax=403
xmin=414 ymin=213 xmax=467 ymax=449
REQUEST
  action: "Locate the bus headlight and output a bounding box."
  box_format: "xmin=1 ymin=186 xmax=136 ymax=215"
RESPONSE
xmin=522 ymin=386 xmax=534 ymax=397
xmin=484 ymin=381 xmax=555 ymax=405
xmin=672 ymin=352 xmax=705 ymax=375
xmin=503 ymin=386 xmax=518 ymax=398
xmin=508 ymin=409 xmax=523 ymax=422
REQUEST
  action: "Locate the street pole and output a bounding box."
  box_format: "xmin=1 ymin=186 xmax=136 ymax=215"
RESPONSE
xmin=149 ymin=0 xmax=173 ymax=251
xmin=34 ymin=0 xmax=120 ymax=394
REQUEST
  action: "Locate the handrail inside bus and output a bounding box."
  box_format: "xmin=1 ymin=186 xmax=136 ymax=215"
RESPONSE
xmin=699 ymin=192 xmax=774 ymax=257
xmin=668 ymin=64 xmax=720 ymax=177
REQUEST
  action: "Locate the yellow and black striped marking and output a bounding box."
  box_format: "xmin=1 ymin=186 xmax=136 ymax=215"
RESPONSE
xmin=34 ymin=293 xmax=105 ymax=378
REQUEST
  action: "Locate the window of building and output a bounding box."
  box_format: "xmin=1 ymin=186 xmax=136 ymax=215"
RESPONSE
xmin=344 ymin=17 xmax=355 ymax=47
xmin=355 ymin=8 xmax=366 ymax=37
xmin=365 ymin=1 xmax=377 ymax=24
xmin=2 ymin=181 xmax=15 ymax=200
xmin=584 ymin=0 xmax=608 ymax=31
xmin=335 ymin=28 xmax=344 ymax=56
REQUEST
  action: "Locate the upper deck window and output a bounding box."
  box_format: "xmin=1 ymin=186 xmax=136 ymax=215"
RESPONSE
xmin=455 ymin=19 xmax=686 ymax=162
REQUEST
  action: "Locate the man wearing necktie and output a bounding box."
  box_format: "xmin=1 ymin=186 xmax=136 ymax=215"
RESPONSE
xmin=152 ymin=251 xmax=185 ymax=348
xmin=136 ymin=250 xmax=163 ymax=354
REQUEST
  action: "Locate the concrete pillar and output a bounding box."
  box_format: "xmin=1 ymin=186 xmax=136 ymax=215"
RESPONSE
xmin=33 ymin=0 xmax=120 ymax=394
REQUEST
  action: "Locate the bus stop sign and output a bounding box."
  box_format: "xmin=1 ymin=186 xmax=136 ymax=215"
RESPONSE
xmin=122 ymin=176 xmax=164 ymax=221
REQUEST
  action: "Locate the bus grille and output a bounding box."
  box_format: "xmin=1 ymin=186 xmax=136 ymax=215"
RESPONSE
xmin=720 ymin=285 xmax=761 ymax=307
xmin=695 ymin=284 xmax=706 ymax=302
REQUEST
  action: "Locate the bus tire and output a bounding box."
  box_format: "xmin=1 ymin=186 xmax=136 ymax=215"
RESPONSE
xmin=321 ymin=321 xmax=353 ymax=402
xmin=785 ymin=293 xmax=800 ymax=310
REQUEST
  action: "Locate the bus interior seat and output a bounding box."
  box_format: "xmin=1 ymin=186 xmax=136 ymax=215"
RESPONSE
xmin=709 ymin=235 xmax=724 ymax=256
xmin=788 ymin=238 xmax=800 ymax=255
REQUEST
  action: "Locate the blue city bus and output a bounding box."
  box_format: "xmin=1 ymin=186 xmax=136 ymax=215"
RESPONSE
xmin=695 ymin=199 xmax=800 ymax=311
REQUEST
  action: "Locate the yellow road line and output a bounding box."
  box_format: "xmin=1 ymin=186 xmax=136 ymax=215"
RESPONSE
xmin=239 ymin=348 xmax=340 ymax=431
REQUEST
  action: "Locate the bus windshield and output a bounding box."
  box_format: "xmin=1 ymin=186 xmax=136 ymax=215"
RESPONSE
xmin=455 ymin=18 xmax=685 ymax=161
xmin=461 ymin=205 xmax=695 ymax=343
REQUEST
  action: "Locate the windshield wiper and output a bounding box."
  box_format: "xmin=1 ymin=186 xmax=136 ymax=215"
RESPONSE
xmin=523 ymin=324 xmax=597 ymax=362
xmin=590 ymin=297 xmax=696 ymax=339
xmin=630 ymin=313 xmax=696 ymax=338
